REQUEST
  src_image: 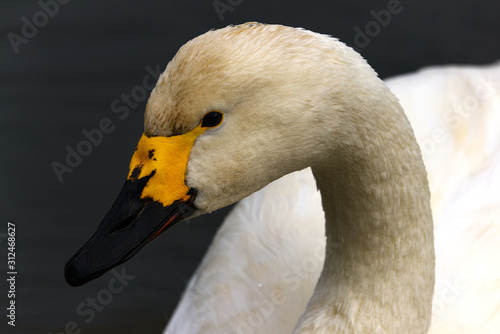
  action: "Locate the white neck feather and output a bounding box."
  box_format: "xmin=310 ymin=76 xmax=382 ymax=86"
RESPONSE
xmin=293 ymin=87 xmax=435 ymax=333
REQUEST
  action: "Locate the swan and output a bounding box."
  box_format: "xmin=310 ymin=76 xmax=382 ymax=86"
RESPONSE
xmin=64 ymin=23 xmax=499 ymax=333
xmin=163 ymin=62 xmax=500 ymax=334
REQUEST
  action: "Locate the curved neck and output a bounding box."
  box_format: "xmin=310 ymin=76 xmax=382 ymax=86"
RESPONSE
xmin=294 ymin=92 xmax=435 ymax=333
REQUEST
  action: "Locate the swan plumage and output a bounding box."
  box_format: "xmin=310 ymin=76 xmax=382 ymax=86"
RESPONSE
xmin=165 ymin=62 xmax=500 ymax=333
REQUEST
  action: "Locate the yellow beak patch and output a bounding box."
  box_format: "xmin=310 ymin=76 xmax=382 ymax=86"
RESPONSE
xmin=127 ymin=126 xmax=206 ymax=206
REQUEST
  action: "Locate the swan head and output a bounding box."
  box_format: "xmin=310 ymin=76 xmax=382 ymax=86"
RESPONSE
xmin=65 ymin=23 xmax=387 ymax=286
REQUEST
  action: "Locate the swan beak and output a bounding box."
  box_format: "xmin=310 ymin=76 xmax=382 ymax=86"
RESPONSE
xmin=65 ymin=130 xmax=205 ymax=287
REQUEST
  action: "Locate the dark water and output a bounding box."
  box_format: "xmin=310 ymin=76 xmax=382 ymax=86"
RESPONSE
xmin=1 ymin=1 xmax=499 ymax=333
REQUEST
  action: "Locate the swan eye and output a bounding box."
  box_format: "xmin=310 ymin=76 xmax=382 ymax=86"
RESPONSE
xmin=201 ymin=111 xmax=223 ymax=128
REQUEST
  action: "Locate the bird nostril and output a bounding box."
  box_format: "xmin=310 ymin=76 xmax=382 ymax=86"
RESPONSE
xmin=109 ymin=205 xmax=145 ymax=233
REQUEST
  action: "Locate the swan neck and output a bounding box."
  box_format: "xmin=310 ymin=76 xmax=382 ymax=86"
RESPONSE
xmin=294 ymin=95 xmax=435 ymax=333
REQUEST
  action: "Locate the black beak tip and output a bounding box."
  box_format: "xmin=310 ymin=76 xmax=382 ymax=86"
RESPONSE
xmin=64 ymin=251 xmax=90 ymax=287
xmin=64 ymin=263 xmax=85 ymax=287
xmin=65 ymin=246 xmax=116 ymax=287
xmin=65 ymin=270 xmax=86 ymax=287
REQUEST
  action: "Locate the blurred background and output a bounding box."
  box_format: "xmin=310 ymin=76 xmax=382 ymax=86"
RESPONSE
xmin=0 ymin=0 xmax=499 ymax=333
